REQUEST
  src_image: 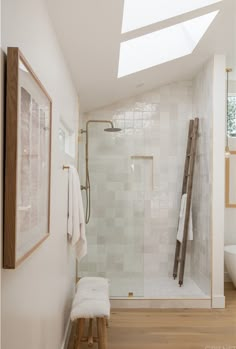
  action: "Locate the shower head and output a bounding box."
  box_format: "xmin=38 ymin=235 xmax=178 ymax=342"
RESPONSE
xmin=81 ymin=120 xmax=122 ymax=135
xmin=104 ymin=127 xmax=122 ymax=132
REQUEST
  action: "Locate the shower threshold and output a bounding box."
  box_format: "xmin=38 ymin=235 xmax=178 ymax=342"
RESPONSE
xmin=110 ymin=277 xmax=211 ymax=309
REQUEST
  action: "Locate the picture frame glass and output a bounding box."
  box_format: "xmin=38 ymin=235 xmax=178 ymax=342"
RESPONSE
xmin=16 ymin=57 xmax=51 ymax=261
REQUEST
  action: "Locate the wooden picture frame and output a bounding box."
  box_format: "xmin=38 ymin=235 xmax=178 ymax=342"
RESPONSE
xmin=4 ymin=48 xmax=52 ymax=268
xmin=225 ymin=150 xmax=236 ymax=208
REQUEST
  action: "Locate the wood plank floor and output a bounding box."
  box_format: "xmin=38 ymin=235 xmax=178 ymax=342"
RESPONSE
xmin=67 ymin=284 xmax=236 ymax=349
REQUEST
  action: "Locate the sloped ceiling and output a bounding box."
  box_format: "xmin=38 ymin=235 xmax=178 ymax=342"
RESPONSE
xmin=46 ymin=0 xmax=234 ymax=112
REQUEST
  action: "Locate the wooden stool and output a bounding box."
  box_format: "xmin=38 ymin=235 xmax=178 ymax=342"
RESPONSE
xmin=70 ymin=277 xmax=110 ymax=349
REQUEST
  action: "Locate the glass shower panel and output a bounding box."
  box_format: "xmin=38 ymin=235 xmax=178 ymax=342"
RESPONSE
xmin=78 ymin=123 xmax=145 ymax=298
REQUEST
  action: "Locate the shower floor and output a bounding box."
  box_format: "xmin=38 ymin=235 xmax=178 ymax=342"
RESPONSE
xmin=110 ymin=276 xmax=209 ymax=299
xmin=144 ymin=277 xmax=208 ymax=298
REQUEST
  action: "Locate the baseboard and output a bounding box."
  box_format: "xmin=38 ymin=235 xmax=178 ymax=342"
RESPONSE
xmin=212 ymin=295 xmax=225 ymax=309
xmin=61 ymin=316 xmax=72 ymax=349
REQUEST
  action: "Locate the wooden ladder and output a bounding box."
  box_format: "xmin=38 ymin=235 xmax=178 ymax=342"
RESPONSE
xmin=173 ymin=118 xmax=199 ymax=286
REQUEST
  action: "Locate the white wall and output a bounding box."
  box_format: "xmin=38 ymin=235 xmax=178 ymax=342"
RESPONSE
xmin=212 ymin=55 xmax=226 ymax=308
xmin=192 ymin=55 xmax=226 ymax=308
xmin=1 ymin=0 xmax=78 ymax=348
xmin=192 ymin=59 xmax=214 ymax=297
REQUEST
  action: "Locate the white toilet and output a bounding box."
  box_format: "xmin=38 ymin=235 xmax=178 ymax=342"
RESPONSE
xmin=224 ymin=245 xmax=236 ymax=287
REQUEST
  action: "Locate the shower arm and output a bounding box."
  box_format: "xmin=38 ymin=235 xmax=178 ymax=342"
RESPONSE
xmin=80 ymin=120 xmax=114 ymax=191
xmin=81 ymin=120 xmax=114 ymax=134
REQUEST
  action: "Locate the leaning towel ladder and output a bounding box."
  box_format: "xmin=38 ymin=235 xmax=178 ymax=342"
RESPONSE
xmin=173 ymin=118 xmax=199 ymax=286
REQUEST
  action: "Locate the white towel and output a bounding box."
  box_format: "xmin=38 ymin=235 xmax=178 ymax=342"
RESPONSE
xmin=67 ymin=166 xmax=87 ymax=261
xmin=177 ymin=193 xmax=193 ymax=243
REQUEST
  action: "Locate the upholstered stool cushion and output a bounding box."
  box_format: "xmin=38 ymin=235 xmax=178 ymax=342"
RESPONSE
xmin=70 ymin=277 xmax=110 ymax=321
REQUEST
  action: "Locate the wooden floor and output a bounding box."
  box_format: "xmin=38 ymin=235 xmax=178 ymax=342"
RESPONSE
xmin=67 ymin=284 xmax=236 ymax=349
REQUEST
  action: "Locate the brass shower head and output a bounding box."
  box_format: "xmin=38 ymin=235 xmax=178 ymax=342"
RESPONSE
xmin=104 ymin=127 xmax=122 ymax=132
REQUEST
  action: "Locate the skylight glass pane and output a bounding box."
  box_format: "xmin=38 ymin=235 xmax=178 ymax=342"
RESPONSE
xmin=118 ymin=11 xmax=218 ymax=78
xmin=122 ymin=0 xmax=222 ymax=33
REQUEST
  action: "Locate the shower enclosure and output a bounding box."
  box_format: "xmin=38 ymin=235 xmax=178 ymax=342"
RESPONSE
xmin=78 ymin=82 xmax=212 ymax=303
xmin=79 ymin=118 xmax=145 ymax=297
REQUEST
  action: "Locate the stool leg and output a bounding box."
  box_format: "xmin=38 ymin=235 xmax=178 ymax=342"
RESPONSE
xmin=97 ymin=317 xmax=107 ymax=349
xmin=75 ymin=318 xmax=85 ymax=349
xmin=88 ymin=318 xmax=93 ymax=347
xmin=106 ymin=318 xmax=109 ymax=328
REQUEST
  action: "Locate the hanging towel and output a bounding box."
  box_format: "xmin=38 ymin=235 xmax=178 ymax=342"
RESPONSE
xmin=67 ymin=166 xmax=87 ymax=261
xmin=176 ymin=193 xmax=193 ymax=243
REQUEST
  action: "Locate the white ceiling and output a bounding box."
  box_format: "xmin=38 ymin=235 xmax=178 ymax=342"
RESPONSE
xmin=46 ymin=0 xmax=235 ymax=112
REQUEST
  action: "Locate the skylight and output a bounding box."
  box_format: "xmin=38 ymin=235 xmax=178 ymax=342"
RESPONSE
xmin=118 ymin=11 xmax=218 ymax=78
xmin=122 ymin=0 xmax=222 ymax=33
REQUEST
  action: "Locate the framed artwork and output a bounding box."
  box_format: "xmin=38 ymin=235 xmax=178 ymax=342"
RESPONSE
xmin=4 ymin=48 xmax=52 ymax=268
xmin=225 ymin=150 xmax=236 ymax=208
